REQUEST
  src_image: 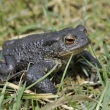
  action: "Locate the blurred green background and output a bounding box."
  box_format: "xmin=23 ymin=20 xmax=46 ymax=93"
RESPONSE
xmin=0 ymin=0 xmax=110 ymax=53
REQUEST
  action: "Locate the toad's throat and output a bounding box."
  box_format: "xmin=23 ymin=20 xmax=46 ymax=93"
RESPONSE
xmin=60 ymin=45 xmax=88 ymax=57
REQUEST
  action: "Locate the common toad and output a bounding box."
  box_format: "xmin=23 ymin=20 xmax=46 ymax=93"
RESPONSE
xmin=0 ymin=25 xmax=101 ymax=94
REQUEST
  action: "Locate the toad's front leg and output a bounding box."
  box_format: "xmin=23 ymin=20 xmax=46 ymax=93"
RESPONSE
xmin=79 ymin=50 xmax=101 ymax=82
xmin=25 ymin=60 xmax=57 ymax=94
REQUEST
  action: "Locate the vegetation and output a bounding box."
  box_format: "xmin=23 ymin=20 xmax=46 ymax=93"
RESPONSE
xmin=0 ymin=0 xmax=110 ymax=109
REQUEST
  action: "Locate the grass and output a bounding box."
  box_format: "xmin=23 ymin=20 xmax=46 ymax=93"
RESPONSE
xmin=0 ymin=0 xmax=110 ymax=109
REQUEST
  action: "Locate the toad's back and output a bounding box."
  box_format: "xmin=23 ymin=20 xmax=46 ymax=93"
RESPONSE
xmin=2 ymin=32 xmax=58 ymax=64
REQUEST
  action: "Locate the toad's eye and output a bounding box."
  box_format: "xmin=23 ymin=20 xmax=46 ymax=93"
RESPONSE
xmin=65 ymin=35 xmax=75 ymax=44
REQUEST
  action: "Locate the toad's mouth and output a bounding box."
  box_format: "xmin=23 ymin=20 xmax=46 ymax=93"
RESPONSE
xmin=59 ymin=46 xmax=86 ymax=57
xmin=59 ymin=41 xmax=90 ymax=57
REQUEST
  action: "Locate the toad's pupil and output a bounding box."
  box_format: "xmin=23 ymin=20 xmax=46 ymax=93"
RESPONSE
xmin=65 ymin=37 xmax=75 ymax=44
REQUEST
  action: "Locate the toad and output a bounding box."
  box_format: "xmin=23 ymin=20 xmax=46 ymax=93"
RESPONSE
xmin=0 ymin=25 xmax=101 ymax=94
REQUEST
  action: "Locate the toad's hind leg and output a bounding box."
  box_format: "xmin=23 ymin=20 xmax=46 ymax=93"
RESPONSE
xmin=0 ymin=56 xmax=16 ymax=75
xmin=25 ymin=61 xmax=57 ymax=94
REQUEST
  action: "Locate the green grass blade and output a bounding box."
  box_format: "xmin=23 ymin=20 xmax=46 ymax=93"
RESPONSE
xmin=96 ymin=86 xmax=106 ymax=110
xmin=12 ymin=82 xmax=26 ymax=110
xmin=103 ymin=41 xmax=110 ymax=71
xmin=102 ymin=81 xmax=110 ymax=110
xmin=57 ymin=53 xmax=73 ymax=93
xmin=0 ymin=82 xmax=8 ymax=110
